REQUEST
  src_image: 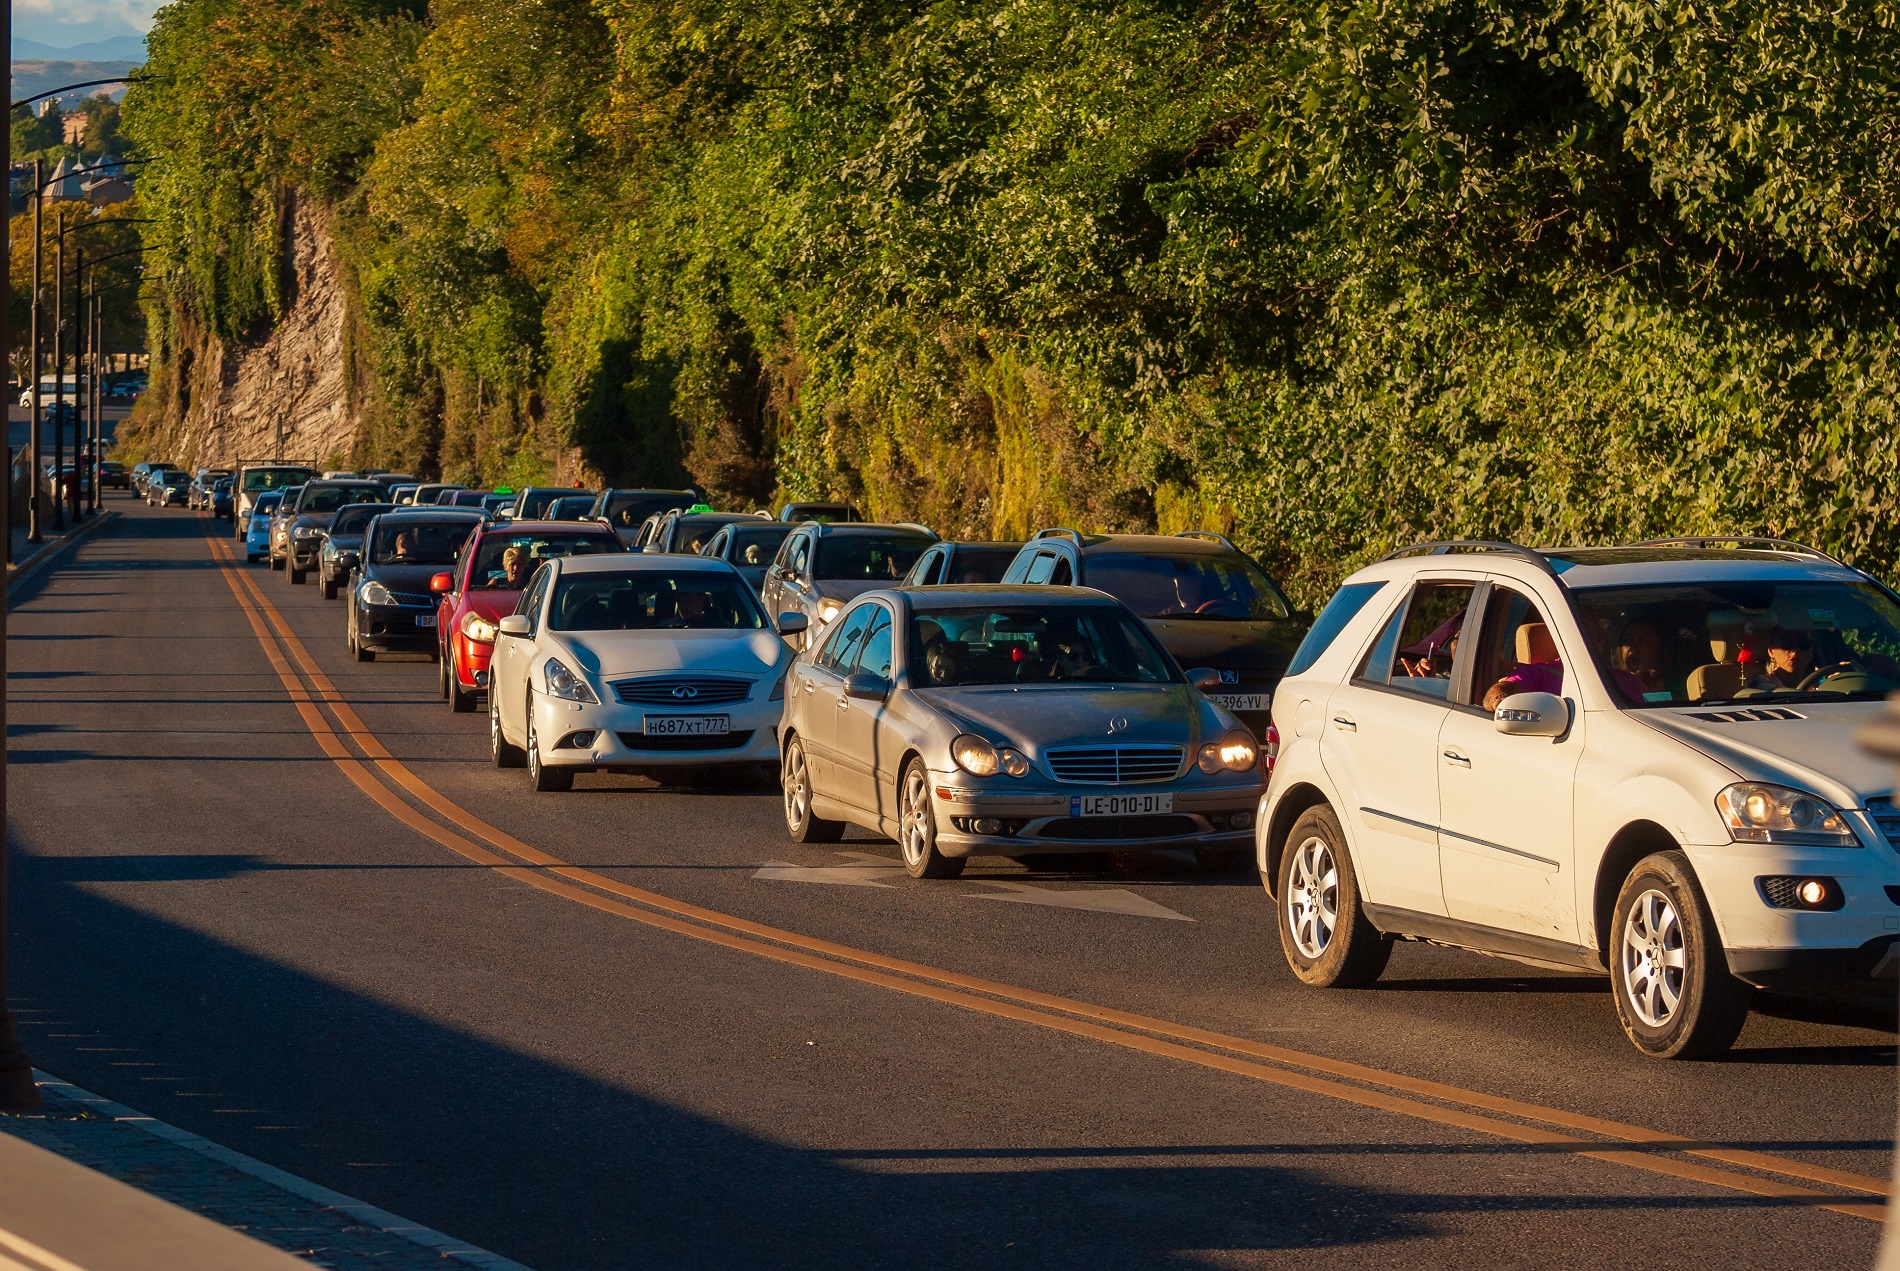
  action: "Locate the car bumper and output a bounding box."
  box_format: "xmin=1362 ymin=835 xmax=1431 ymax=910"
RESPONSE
xmin=357 ymin=605 xmax=438 ymax=649
xmin=289 ymin=541 xmax=322 ymax=567
xmin=530 ymin=694 xmax=780 ymax=769
xmin=451 ymin=634 xmax=494 ymax=690
xmin=1685 ymin=841 xmax=1900 ymax=995
xmin=927 ymin=774 xmax=1265 ymax=856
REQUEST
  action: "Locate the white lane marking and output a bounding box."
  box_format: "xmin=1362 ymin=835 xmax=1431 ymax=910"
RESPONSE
xmin=0 ymin=1226 xmax=91 ymax=1271
xmin=31 ymin=1076 xmax=535 ymax=1271
xmin=753 ymin=858 xmax=902 ymax=888
xmin=964 ymin=880 xmax=1194 ymax=922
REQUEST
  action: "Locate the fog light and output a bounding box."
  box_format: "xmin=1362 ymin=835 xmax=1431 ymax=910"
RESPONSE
xmin=474 ymin=669 xmax=490 ymax=687
xmin=1799 ymin=880 xmax=1827 ymax=906
xmin=557 ymin=731 xmax=597 ymax=750
xmin=972 ymin=817 xmax=1005 ymax=835
xmin=1231 ymin=810 xmax=1255 ymax=830
xmin=1757 ymin=875 xmax=1844 ymax=911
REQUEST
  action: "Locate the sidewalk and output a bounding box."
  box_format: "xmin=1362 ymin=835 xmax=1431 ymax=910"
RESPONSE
xmin=8 ymin=503 xmax=117 ymax=587
xmin=1 ymin=1076 xmax=531 ymax=1270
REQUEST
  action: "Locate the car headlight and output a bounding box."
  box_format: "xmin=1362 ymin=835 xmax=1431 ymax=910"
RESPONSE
xmin=951 ymin=734 xmax=1030 ymax=778
xmin=460 ymin=612 xmax=498 ymax=643
xmin=818 ymin=600 xmax=841 ymax=625
xmin=293 ymin=525 xmax=320 ymax=538
xmin=769 ymin=674 xmax=786 ymax=701
xmin=1717 ymin=783 xmax=1859 ymax=847
xmin=1199 ymin=729 xmax=1259 ymax=774
xmin=361 ymin=580 xmax=395 ymax=606
xmin=542 ymin=657 xmax=599 ymax=704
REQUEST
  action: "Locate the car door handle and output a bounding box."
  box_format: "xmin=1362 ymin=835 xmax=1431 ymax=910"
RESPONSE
xmin=1442 ymin=749 xmax=1471 ymax=767
xmin=1331 ymin=715 xmax=1357 ymax=732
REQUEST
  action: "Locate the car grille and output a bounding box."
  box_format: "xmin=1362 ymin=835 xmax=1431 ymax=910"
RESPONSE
xmin=1866 ymin=797 xmax=1900 ymax=849
xmin=616 ymin=730 xmax=754 ymax=752
xmin=613 ymin=677 xmax=752 ymax=706
xmin=1043 ymin=745 xmax=1183 ymax=784
xmin=389 ymin=591 xmax=432 ymax=607
xmin=1038 ymin=814 xmax=1198 ymax=841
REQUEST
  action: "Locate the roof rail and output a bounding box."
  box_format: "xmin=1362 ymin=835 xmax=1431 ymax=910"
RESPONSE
xmin=1175 ymin=530 xmax=1238 ymax=552
xmin=1628 ymin=536 xmax=1845 ymax=566
xmin=1376 ymin=540 xmax=1557 ymax=575
xmin=1034 ymin=527 xmax=1085 ymax=545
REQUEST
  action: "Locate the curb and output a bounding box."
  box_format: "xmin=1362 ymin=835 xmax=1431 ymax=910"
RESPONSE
xmin=6 ymin=510 xmax=119 ymax=596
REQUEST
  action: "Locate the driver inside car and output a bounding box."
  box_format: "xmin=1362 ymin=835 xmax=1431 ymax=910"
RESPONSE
xmin=1751 ymin=628 xmax=1816 ymax=690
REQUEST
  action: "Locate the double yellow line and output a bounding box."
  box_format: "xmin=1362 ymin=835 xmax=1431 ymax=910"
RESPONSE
xmin=202 ymin=526 xmax=1891 ymax=1223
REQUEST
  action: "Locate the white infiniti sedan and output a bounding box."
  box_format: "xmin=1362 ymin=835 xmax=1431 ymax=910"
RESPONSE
xmin=487 ymin=554 xmax=801 ymax=791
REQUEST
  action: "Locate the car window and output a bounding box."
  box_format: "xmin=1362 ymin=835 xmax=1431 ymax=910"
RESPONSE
xmin=817 ymin=603 xmax=878 ymax=672
xmin=241 ymin=468 xmax=314 ymax=493
xmin=1024 ymin=552 xmax=1057 ymax=584
xmin=911 ymin=549 xmax=942 ymax=585
xmin=812 ymin=534 xmax=929 ymax=581
xmin=908 ymin=606 xmax=1177 ymax=687
xmin=549 ymin=572 xmax=764 ymax=631
xmin=1080 ymin=551 xmax=1292 ymax=621
xmin=369 ymin=521 xmax=471 ymax=567
xmin=329 ymin=504 xmax=393 ymax=536
xmin=786 ymin=535 xmax=812 ymax=578
xmin=1357 ymin=581 xmax=1474 ymax=700
xmin=853 ymin=608 xmax=895 ymax=679
xmin=704 ymin=529 xmax=730 ymax=559
xmin=733 ymin=527 xmax=790 ymax=567
xmin=947 ymin=546 xmax=1017 ymax=584
xmin=517 ymin=567 xmax=552 ymax=634
xmin=1464 ymin=586 xmax=1561 ymax=709
xmin=471 ymin=532 xmax=617 ymax=589
xmin=1286 ymin=581 xmax=1386 ymax=677
xmin=604 ymin=491 xmax=696 ymax=527
xmin=298 ymin=485 xmax=384 ymax=514
xmin=1049 ymin=557 xmax=1074 ymax=586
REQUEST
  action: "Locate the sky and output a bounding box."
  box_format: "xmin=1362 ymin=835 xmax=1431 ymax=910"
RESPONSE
xmin=12 ymin=0 xmax=158 ymax=50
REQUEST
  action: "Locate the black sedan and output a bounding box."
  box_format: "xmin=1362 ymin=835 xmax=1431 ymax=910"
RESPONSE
xmin=347 ymin=510 xmax=485 ymax=662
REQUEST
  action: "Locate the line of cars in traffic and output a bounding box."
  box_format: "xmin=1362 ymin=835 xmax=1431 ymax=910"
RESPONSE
xmin=144 ymin=460 xmax=1900 ymax=1058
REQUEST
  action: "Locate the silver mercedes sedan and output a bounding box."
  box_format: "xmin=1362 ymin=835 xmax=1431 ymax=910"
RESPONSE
xmin=778 ymin=585 xmax=1266 ymax=877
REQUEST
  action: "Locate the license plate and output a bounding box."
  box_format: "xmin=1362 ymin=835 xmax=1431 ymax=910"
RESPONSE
xmin=645 ymin=714 xmax=730 ymax=736
xmin=414 ymin=614 xmax=436 ymax=628
xmin=1071 ymin=792 xmax=1174 ymax=817
xmin=1211 ymin=693 xmax=1269 ymax=712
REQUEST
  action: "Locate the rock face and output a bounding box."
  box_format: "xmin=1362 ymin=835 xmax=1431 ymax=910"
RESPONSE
xmin=158 ymin=198 xmax=361 ymax=470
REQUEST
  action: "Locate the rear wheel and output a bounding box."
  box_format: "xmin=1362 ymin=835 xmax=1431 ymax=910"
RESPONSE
xmin=897 ymin=757 xmax=964 ymax=879
xmin=527 ymin=713 xmax=573 ymax=792
xmin=321 ymin=576 xmax=338 ymax=600
xmin=490 ymin=693 xmax=525 ymax=768
xmin=1610 ymin=852 xmax=1750 ymax=1059
xmin=269 ymin=552 xmax=284 ymax=571
xmin=1277 ymin=805 xmax=1390 ymax=988
xmin=287 ymin=561 xmax=306 ymax=584
xmin=781 ymin=734 xmax=843 ymax=843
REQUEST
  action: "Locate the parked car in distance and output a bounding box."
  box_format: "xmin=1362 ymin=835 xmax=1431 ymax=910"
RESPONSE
xmin=188 ymin=468 xmax=232 ymax=510
xmin=209 ymin=478 xmax=234 ymax=521
xmin=701 ymin=521 xmax=794 ymax=592
xmin=265 ymin=486 xmax=306 ymax=569
xmin=903 ymin=541 xmax=1024 ymax=587
xmin=243 ymin=491 xmax=284 ymax=563
xmin=779 ymin=501 xmax=864 ymax=524
xmin=234 ymin=465 xmax=318 ymax=529
xmin=1257 ymin=536 xmax=1900 ymax=1060
xmin=317 ymin=502 xmax=396 ymax=599
xmin=592 ymin=488 xmax=701 ymax=547
xmin=347 ymin=510 xmax=485 ymax=661
xmin=1002 ymin=530 xmax=1307 ymax=740
xmin=130 ymin=461 xmax=177 ymax=495
xmin=760 ymin=521 xmax=938 ymax=644
xmin=486 ymin=554 xmax=791 ymax=789
xmin=507 ymin=486 xmax=593 ymax=522
xmin=780 ymin=585 xmax=1263 ymax=876
xmin=147 ymin=469 xmax=193 ymax=507
xmin=98 ymin=460 xmax=129 ymax=489
xmin=645 ymin=509 xmax=769 ymax=556
xmin=434 ymin=521 xmax=624 ymax=712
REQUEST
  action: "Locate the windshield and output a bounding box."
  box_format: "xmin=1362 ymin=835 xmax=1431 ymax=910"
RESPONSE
xmin=672 ymin=517 xmax=747 ymax=554
xmin=814 ymin=534 xmax=931 ymax=582
xmin=250 ymin=493 xmax=282 ymax=517
xmin=298 ymin=485 xmax=384 ymax=514
xmin=1084 ymin=552 xmax=1292 ymax=621
xmin=369 ymin=520 xmax=473 ymax=567
xmin=550 ymin=572 xmax=765 ymax=631
xmin=1571 ymin=580 xmax=1900 ymax=707
xmin=329 ymin=504 xmax=392 ymax=536
xmin=603 ymin=492 xmax=696 ymax=528
xmin=545 ymin=496 xmax=595 ymax=521
xmin=946 ymin=546 xmax=1019 ymax=584
xmin=242 ymin=467 xmax=315 ymax=493
xmin=728 ymin=526 xmax=791 ymax=566
xmin=472 ymin=532 xmax=618 ymax=590
xmin=519 ymin=489 xmax=586 ymax=519
xmin=909 ymin=606 xmax=1179 ymax=687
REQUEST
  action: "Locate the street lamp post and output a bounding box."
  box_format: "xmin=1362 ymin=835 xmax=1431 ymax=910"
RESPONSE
xmin=52 ymin=224 xmax=66 ymax=533
xmin=27 ymin=160 xmax=42 ymax=545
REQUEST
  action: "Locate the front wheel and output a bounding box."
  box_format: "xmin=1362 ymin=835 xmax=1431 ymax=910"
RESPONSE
xmin=1610 ymin=852 xmax=1750 ymax=1059
xmin=320 ymin=576 xmax=338 ymax=600
xmin=526 ymin=713 xmax=573 ymax=792
xmin=1277 ymin=805 xmax=1390 ymax=988
xmin=897 ymin=758 xmax=964 ymax=879
xmin=781 ymin=734 xmax=844 ymax=843
xmin=287 ymin=562 xmax=306 ymax=584
xmin=491 ymin=693 xmax=525 ymax=768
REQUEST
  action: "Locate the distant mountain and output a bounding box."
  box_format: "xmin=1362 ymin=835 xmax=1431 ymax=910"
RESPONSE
xmin=13 ymin=35 xmax=146 ymax=62
xmin=10 ymin=61 xmax=140 ymax=110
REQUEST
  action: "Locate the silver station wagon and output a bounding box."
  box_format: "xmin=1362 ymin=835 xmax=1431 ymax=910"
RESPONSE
xmin=778 ymin=585 xmax=1266 ymax=877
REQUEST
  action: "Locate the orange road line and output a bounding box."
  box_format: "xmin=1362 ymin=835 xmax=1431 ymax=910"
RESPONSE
xmin=203 ymin=529 xmax=1889 ymax=1221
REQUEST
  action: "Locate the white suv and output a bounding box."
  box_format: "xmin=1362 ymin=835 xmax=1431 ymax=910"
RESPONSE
xmin=1256 ymin=538 xmax=1900 ymax=1059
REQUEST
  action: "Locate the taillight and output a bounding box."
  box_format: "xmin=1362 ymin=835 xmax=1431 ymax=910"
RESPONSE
xmin=1263 ymin=723 xmax=1281 ymax=776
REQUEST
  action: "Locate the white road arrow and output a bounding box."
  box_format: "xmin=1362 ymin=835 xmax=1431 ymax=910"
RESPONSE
xmin=753 ymin=857 xmax=903 ymax=888
xmin=963 ymin=880 xmax=1194 ymax=922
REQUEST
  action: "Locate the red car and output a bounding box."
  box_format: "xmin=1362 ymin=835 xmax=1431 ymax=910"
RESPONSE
xmin=433 ymin=520 xmax=625 ymax=711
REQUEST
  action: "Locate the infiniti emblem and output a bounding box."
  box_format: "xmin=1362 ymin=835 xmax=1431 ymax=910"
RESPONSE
xmin=1107 ymin=715 xmax=1129 ymax=734
xmin=672 ymin=685 xmax=700 ymax=700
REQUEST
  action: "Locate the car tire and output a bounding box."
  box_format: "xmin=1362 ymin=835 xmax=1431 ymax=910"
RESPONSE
xmin=1277 ymin=804 xmax=1391 ymax=988
xmin=287 ymin=561 xmax=306 ymax=585
xmin=245 ymin=553 xmax=259 ymax=564
xmin=438 ymin=653 xmax=452 ymax=701
xmin=527 ymin=713 xmax=573 ymax=792
xmin=321 ymin=577 xmax=337 ymax=600
xmin=781 ymin=734 xmax=844 ymax=843
xmin=897 ymin=756 xmax=965 ymax=879
xmin=269 ymin=553 xmax=284 ymax=571
xmin=448 ymin=658 xmax=479 ymax=714
xmin=491 ymin=693 xmax=525 ymax=769
xmin=1609 ymin=851 xmax=1751 ymax=1060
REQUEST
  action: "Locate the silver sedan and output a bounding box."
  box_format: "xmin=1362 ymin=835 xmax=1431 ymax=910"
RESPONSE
xmin=778 ymin=585 xmax=1266 ymax=877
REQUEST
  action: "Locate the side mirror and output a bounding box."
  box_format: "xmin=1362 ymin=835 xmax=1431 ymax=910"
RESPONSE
xmin=429 ymin=571 xmax=454 ymax=593
xmin=843 ymin=672 xmax=889 ymax=702
xmin=1186 ymin=667 xmax=1223 ymax=693
xmin=776 ymin=612 xmax=809 ymax=637
xmin=1494 ymin=692 xmax=1569 ymax=738
xmin=497 ymin=615 xmax=532 ymax=639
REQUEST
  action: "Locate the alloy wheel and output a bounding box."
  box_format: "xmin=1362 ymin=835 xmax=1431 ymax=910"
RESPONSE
xmin=898 ymin=768 xmax=931 ymax=866
xmin=783 ymin=742 xmax=811 ymax=830
xmin=1286 ymin=835 xmax=1339 ymax=960
xmin=1620 ymin=889 xmax=1686 ymax=1028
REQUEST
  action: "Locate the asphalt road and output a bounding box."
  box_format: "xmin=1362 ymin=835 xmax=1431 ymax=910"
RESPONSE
xmin=6 ymin=495 xmax=1895 ymax=1269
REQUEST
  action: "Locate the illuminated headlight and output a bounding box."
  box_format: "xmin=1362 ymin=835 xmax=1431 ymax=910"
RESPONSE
xmin=951 ymin=734 xmax=1031 ymax=778
xmin=293 ymin=525 xmax=320 ymax=538
xmin=1199 ymin=729 xmax=1259 ymax=774
xmin=460 ymin=612 xmax=498 ymax=643
xmin=360 ymin=580 xmax=395 ymax=606
xmin=543 ymin=657 xmax=599 ymax=704
xmin=818 ymin=600 xmax=842 ymax=625
xmin=1717 ymin=783 xmax=1859 ymax=847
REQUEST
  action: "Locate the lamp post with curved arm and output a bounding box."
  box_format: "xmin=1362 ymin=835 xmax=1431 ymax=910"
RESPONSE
xmin=71 ymin=242 xmax=156 ymax=515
